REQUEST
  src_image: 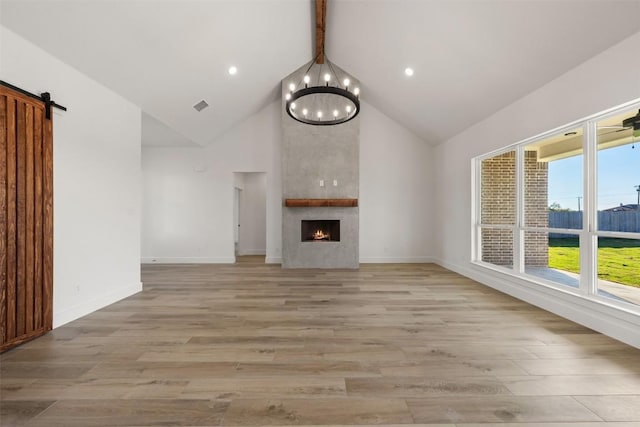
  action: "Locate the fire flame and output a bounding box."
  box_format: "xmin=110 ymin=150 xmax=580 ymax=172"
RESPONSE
xmin=313 ymin=229 xmax=330 ymax=240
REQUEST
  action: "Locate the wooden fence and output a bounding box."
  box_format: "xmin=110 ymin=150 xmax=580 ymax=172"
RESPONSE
xmin=549 ymin=210 xmax=640 ymax=237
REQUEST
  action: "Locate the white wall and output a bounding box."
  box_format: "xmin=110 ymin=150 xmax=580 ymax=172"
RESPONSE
xmin=142 ymin=101 xmax=282 ymax=263
xmin=360 ymin=102 xmax=433 ymax=262
xmin=1 ymin=26 xmax=142 ymax=328
xmin=238 ymin=173 xmax=267 ymax=256
xmin=142 ymin=100 xmax=434 ymax=264
xmin=434 ymin=31 xmax=640 ymax=347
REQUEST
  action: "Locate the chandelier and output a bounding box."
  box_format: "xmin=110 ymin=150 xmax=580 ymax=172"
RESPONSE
xmin=284 ymin=0 xmax=360 ymax=126
xmin=285 ymin=56 xmax=360 ymax=126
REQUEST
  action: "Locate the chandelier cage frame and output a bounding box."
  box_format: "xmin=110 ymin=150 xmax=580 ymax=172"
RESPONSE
xmin=285 ymin=54 xmax=360 ymax=126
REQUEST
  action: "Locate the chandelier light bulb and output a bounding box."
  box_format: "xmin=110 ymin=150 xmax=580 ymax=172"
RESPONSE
xmin=333 ymin=110 xmax=339 ymax=118
xmin=317 ymin=111 xmax=323 ymax=118
xmin=343 ymin=78 xmax=350 ymax=87
xmin=354 ymin=87 xmax=360 ymax=96
xmin=303 ymin=75 xmax=311 ymax=84
xmin=289 ymin=83 xmax=296 ymax=91
xmin=291 ymin=102 xmax=296 ymax=110
xmin=346 ymin=105 xmax=352 ymax=113
xmin=324 ymin=73 xmax=331 ymax=82
xmin=302 ymin=108 xmax=308 ymax=116
xmin=285 ymin=93 xmax=291 ymax=101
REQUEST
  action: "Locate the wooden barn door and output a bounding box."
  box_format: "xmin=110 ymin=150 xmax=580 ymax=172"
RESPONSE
xmin=0 ymin=84 xmax=53 ymax=353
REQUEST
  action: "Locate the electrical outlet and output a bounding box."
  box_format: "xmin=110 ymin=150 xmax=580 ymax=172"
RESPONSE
xmin=333 ymin=179 xmax=338 ymax=186
xmin=320 ymin=180 xmax=324 ymax=187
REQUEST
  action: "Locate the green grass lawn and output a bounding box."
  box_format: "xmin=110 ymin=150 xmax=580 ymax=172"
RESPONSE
xmin=549 ymin=238 xmax=640 ymax=288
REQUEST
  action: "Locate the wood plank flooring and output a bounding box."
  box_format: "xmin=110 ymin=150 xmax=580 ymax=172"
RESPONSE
xmin=2 ymin=258 xmax=640 ymax=426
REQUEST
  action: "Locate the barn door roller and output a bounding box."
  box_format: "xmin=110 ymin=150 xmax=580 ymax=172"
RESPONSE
xmin=0 ymin=80 xmax=67 ymax=119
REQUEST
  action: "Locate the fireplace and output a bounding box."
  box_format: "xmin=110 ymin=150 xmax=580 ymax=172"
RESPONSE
xmin=301 ymin=220 xmax=340 ymax=242
xmin=284 ymin=209 xmax=357 ymax=267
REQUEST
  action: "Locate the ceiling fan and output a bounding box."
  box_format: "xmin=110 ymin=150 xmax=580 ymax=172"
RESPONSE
xmin=600 ymin=110 xmax=640 ymax=131
xmin=622 ymin=109 xmax=640 ymax=131
xmin=595 ymin=109 xmax=640 ymax=148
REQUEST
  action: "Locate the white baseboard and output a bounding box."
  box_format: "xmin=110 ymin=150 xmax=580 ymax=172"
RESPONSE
xmin=143 ymin=256 xmax=435 ymax=265
xmin=141 ymin=257 xmax=235 ymax=264
xmin=433 ymin=258 xmax=640 ymax=349
xmin=359 ymin=256 xmax=435 ymax=263
xmin=238 ymin=249 xmax=267 ymax=256
xmin=53 ymin=281 xmax=143 ymax=328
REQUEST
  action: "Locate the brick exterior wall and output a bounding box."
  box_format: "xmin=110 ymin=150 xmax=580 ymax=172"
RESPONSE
xmin=481 ymin=228 xmax=513 ymax=266
xmin=524 ymin=151 xmax=549 ymax=267
xmin=481 ymin=151 xmax=516 ymax=226
xmin=480 ymin=150 xmax=548 ymax=267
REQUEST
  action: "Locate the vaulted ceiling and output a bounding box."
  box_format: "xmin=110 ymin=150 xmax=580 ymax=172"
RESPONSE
xmin=2 ymin=0 xmax=639 ymax=146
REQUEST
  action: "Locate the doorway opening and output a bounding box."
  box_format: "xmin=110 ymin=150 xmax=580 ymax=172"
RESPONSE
xmin=232 ymin=172 xmax=267 ymax=263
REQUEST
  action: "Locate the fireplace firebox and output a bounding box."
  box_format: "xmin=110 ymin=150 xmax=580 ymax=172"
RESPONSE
xmin=301 ymin=220 xmax=340 ymax=242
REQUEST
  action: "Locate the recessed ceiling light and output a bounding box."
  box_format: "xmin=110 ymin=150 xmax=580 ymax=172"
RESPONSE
xmin=404 ymin=67 xmax=414 ymax=77
xmin=228 ymin=66 xmax=238 ymax=75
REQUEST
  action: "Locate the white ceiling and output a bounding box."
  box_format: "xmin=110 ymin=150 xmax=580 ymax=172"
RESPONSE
xmin=2 ymin=0 xmax=639 ymax=146
xmin=141 ymin=113 xmax=198 ymax=147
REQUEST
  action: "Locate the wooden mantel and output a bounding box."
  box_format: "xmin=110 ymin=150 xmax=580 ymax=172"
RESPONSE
xmin=285 ymin=198 xmax=358 ymax=207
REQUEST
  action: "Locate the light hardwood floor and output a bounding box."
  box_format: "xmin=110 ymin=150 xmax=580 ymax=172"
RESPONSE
xmin=2 ymin=258 xmax=640 ymax=426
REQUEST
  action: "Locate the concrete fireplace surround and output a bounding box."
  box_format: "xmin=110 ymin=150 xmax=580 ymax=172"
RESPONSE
xmin=281 ymin=64 xmax=360 ymax=269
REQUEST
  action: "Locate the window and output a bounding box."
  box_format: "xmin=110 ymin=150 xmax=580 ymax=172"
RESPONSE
xmin=522 ymin=126 xmax=583 ymax=289
xmin=595 ymin=108 xmax=640 ymax=306
xmin=480 ymin=151 xmax=515 ymax=268
xmin=473 ymin=101 xmax=640 ymax=311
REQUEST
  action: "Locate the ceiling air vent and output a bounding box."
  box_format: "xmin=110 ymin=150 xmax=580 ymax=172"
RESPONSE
xmin=193 ymin=100 xmax=209 ymax=112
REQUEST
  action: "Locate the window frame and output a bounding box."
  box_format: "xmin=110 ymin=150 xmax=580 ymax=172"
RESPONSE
xmin=472 ymin=98 xmax=640 ymax=314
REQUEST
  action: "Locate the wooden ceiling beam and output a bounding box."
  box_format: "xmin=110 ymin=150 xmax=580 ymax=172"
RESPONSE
xmin=316 ymin=0 xmax=327 ymax=64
